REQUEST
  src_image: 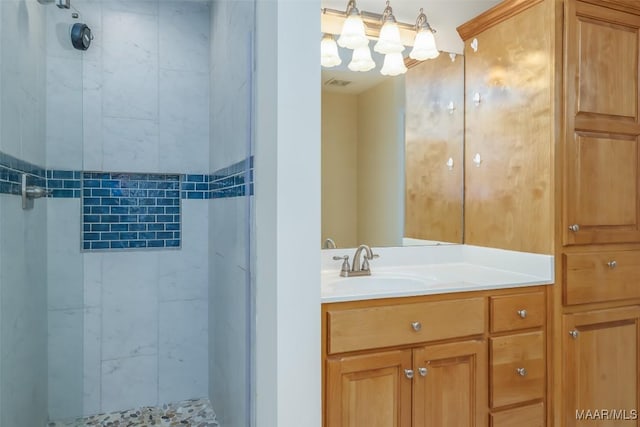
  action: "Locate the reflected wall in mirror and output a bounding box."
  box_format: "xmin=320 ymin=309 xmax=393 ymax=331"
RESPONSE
xmin=321 ymin=52 xmax=464 ymax=249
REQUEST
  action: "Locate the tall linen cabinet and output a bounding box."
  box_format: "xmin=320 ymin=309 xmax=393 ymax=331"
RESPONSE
xmin=458 ymin=0 xmax=640 ymax=426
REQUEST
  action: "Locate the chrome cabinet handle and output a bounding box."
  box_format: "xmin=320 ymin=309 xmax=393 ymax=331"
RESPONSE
xmin=607 ymin=260 xmax=617 ymax=269
xmin=404 ymin=369 xmax=414 ymax=379
xmin=411 ymin=321 xmax=422 ymax=332
xmin=516 ymin=367 xmax=527 ymax=377
xmin=568 ymin=224 xmax=580 ymax=232
xmin=569 ymin=329 xmax=579 ymax=339
xmin=517 ymin=309 xmax=527 ymax=319
xmin=418 ymin=367 xmax=428 ymax=377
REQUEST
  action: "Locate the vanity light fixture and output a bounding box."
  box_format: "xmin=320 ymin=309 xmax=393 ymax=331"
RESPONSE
xmin=337 ymin=0 xmax=368 ymax=49
xmin=321 ymin=33 xmax=342 ymax=67
xmin=374 ymin=1 xmax=404 ymax=55
xmin=409 ymin=8 xmax=439 ymax=60
xmin=348 ymin=41 xmax=376 ymax=72
xmin=321 ymin=3 xmax=440 ymax=75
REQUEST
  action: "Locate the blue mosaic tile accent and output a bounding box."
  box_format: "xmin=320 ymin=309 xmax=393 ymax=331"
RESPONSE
xmin=181 ymin=174 xmax=210 ymax=200
xmin=46 ymin=170 xmax=82 ymax=198
xmin=207 ymin=156 xmax=255 ymax=199
xmin=82 ymin=172 xmax=181 ymax=251
xmin=0 ymin=150 xmax=46 ymax=196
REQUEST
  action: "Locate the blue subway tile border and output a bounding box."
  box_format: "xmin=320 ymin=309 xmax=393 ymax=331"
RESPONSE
xmin=81 ymin=172 xmax=182 ymax=252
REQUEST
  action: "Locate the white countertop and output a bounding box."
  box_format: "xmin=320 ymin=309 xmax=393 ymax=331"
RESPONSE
xmin=321 ymin=245 xmax=554 ymax=303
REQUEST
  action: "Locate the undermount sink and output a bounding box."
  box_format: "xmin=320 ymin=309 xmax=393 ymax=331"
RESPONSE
xmin=322 ymin=272 xmax=436 ymax=296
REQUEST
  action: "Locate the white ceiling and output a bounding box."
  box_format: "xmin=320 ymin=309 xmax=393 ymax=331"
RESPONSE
xmin=321 ymin=0 xmax=501 ymax=94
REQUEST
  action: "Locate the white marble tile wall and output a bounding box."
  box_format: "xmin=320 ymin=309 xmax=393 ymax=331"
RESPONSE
xmin=0 ymin=201 xmax=49 ymax=427
xmin=0 ymin=1 xmax=49 ymax=426
xmin=209 ymin=0 xmax=253 ymax=173
xmin=73 ymin=0 xmax=210 ymax=174
xmin=47 ymin=200 xmax=209 ymax=419
xmin=45 ymin=6 xmax=83 ymax=171
xmin=1 ymin=0 xmax=47 ymax=165
xmin=208 ymin=1 xmax=254 ymax=424
xmin=44 ymin=0 xmax=212 ymax=419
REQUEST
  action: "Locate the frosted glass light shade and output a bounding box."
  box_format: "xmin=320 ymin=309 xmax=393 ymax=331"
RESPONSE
xmin=348 ymin=43 xmax=375 ymax=72
xmin=337 ymin=13 xmax=368 ymax=49
xmin=321 ymin=34 xmax=342 ymax=68
xmin=380 ymin=52 xmax=407 ymax=76
xmin=409 ymin=29 xmax=439 ymax=60
xmin=374 ymin=21 xmax=404 ymax=54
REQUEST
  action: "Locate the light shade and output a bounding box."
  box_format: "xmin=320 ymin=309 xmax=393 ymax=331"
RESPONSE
xmin=380 ymin=52 xmax=407 ymax=76
xmin=409 ymin=29 xmax=439 ymax=60
xmin=337 ymin=7 xmax=368 ymax=49
xmin=374 ymin=21 xmax=404 ymax=54
xmin=321 ymin=34 xmax=342 ymax=68
xmin=374 ymin=2 xmax=404 ymax=54
xmin=348 ymin=42 xmax=375 ymax=72
xmin=409 ymin=8 xmax=439 ymax=60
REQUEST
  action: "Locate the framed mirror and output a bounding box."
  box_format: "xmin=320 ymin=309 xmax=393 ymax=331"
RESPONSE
xmin=321 ymin=49 xmax=464 ymax=248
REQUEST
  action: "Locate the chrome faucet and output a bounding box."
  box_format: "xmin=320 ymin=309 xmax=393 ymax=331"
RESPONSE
xmin=322 ymin=238 xmax=336 ymax=249
xmin=332 ymin=244 xmax=379 ymax=277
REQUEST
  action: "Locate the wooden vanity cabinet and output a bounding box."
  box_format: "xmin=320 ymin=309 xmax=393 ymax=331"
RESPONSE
xmin=458 ymin=0 xmax=640 ymax=425
xmin=322 ymin=287 xmax=547 ymax=427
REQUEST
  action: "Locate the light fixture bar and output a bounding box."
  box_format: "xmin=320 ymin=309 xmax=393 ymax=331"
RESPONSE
xmin=321 ymin=7 xmax=417 ymax=47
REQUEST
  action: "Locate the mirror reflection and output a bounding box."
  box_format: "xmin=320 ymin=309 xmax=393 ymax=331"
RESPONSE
xmin=321 ymin=49 xmax=464 ymax=248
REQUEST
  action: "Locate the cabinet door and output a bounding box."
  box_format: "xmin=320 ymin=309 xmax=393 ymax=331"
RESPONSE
xmin=564 ymin=307 xmax=640 ymax=427
xmin=413 ymin=340 xmax=488 ymax=427
xmin=325 ymin=349 xmax=412 ymax=427
xmin=564 ymin=1 xmax=640 ymax=245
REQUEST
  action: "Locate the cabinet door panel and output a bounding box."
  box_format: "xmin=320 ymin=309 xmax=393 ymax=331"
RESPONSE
xmin=413 ymin=340 xmax=487 ymax=427
xmin=564 ymin=132 xmax=640 ymax=244
xmin=326 ymin=350 xmax=412 ymax=427
xmin=576 ymin=15 xmax=638 ymax=119
xmin=564 ymin=307 xmax=640 ymax=427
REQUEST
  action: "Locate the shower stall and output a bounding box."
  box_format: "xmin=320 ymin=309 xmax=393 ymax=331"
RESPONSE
xmin=0 ymin=0 xmax=255 ymax=425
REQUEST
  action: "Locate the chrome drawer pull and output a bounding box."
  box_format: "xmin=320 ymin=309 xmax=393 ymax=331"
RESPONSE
xmin=569 ymin=329 xmax=579 ymax=339
xmin=568 ymin=224 xmax=580 ymax=232
xmin=517 ymin=309 xmax=527 ymax=319
xmin=607 ymin=260 xmax=617 ymax=269
xmin=411 ymin=321 xmax=422 ymax=332
xmin=404 ymin=369 xmax=414 ymax=379
xmin=516 ymin=367 xmax=527 ymax=377
xmin=418 ymin=367 xmax=428 ymax=377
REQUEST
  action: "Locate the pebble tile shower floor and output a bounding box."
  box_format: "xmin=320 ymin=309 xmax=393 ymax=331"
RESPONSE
xmin=48 ymin=398 xmax=218 ymax=427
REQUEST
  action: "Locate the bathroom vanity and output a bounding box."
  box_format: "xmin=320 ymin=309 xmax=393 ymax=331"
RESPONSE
xmin=321 ymin=245 xmax=553 ymax=427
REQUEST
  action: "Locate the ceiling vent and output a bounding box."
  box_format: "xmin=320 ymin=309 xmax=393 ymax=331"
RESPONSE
xmin=324 ymin=78 xmax=352 ymax=87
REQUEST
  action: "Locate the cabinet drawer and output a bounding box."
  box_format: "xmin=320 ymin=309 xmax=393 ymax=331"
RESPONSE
xmin=327 ymin=297 xmax=485 ymax=354
xmin=490 ymin=331 xmax=544 ymax=408
xmin=564 ymin=251 xmax=640 ymax=305
xmin=490 ymin=291 xmax=545 ymax=333
xmin=491 ymin=402 xmax=545 ymax=427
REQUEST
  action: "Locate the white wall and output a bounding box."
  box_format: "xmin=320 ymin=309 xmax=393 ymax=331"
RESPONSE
xmin=0 ymin=1 xmax=49 ymax=426
xmin=357 ymin=78 xmax=405 ymax=247
xmin=321 ymin=91 xmax=358 ymax=248
xmin=45 ymin=0 xmax=211 ymax=418
xmin=255 ymin=0 xmax=321 ymax=426
xmin=208 ymin=1 xmax=253 ymax=425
